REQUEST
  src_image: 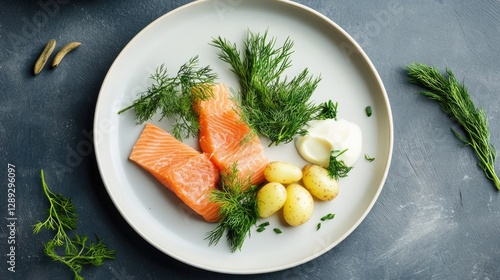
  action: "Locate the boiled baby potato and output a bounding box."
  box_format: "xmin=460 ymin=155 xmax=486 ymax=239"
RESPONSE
xmin=302 ymin=164 xmax=339 ymax=201
xmin=264 ymin=161 xmax=303 ymax=184
xmin=257 ymin=182 xmax=287 ymax=218
xmin=283 ymin=183 xmax=314 ymax=226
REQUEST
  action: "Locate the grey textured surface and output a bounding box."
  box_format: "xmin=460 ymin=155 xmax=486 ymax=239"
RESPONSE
xmin=1 ymin=0 xmax=499 ymax=279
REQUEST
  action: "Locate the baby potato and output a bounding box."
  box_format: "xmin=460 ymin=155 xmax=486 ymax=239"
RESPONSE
xmin=257 ymin=182 xmax=287 ymax=218
xmin=264 ymin=161 xmax=303 ymax=184
xmin=283 ymin=183 xmax=314 ymax=226
xmin=302 ymin=164 xmax=339 ymax=201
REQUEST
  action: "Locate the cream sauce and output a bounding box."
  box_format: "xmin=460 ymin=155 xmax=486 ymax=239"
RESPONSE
xmin=295 ymin=119 xmax=362 ymax=167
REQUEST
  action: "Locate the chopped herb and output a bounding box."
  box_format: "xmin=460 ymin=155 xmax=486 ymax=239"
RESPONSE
xmin=256 ymin=221 xmax=270 ymax=232
xmin=320 ymin=213 xmax=335 ymax=221
xmin=364 ymin=154 xmax=375 ymax=162
xmin=258 ymin=221 xmax=270 ymax=228
xmin=273 ymin=228 xmax=282 ymax=234
xmin=365 ymin=105 xmax=373 ymax=117
xmin=317 ymin=213 xmax=336 ymax=231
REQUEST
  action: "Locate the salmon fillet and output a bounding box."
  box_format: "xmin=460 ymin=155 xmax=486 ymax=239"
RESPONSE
xmin=129 ymin=123 xmax=220 ymax=222
xmin=164 ymin=153 xmax=220 ymax=222
xmin=195 ymin=83 xmax=268 ymax=186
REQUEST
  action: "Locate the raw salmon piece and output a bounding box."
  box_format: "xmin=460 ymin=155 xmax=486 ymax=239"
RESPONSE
xmin=129 ymin=123 xmax=220 ymax=222
xmin=193 ymin=83 xmax=236 ymax=115
xmin=164 ymin=153 xmax=220 ymax=222
xmin=129 ymin=123 xmax=200 ymax=191
xmin=196 ymin=84 xmax=268 ymax=186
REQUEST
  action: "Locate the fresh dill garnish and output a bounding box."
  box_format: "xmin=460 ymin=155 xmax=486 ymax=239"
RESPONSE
xmin=205 ymin=165 xmax=259 ymax=252
xmin=211 ymin=30 xmax=325 ymax=146
xmin=33 ymin=170 xmax=115 ymax=280
xmin=118 ymin=56 xmax=217 ymax=140
xmin=316 ymin=100 xmax=339 ymax=121
xmin=43 ymin=235 xmax=115 ymax=280
xmin=406 ymin=63 xmax=500 ymax=190
xmin=364 ymin=154 xmax=375 ymax=162
xmin=327 ymin=149 xmax=353 ymax=180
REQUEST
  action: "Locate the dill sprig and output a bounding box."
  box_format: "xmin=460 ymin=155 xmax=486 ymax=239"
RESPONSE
xmin=33 ymin=170 xmax=115 ymax=280
xmin=316 ymin=100 xmax=339 ymax=121
xmin=211 ymin=30 xmax=325 ymax=146
xmin=327 ymin=149 xmax=353 ymax=180
xmin=43 ymin=236 xmax=115 ymax=280
xmin=205 ymin=165 xmax=259 ymax=252
xmin=406 ymin=63 xmax=500 ymax=190
xmin=118 ymin=56 xmax=217 ymax=140
xmin=33 ymin=170 xmax=78 ymax=251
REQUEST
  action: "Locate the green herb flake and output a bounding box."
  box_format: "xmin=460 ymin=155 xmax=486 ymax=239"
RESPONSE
xmin=316 ymin=223 xmax=321 ymax=231
xmin=364 ymin=154 xmax=375 ymax=162
xmin=273 ymin=228 xmax=282 ymax=234
xmin=258 ymin=221 xmax=270 ymax=228
xmin=320 ymin=213 xmax=335 ymax=221
xmin=365 ymin=106 xmax=373 ymax=117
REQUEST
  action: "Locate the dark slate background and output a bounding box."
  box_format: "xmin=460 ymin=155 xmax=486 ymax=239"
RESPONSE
xmin=1 ymin=0 xmax=499 ymax=279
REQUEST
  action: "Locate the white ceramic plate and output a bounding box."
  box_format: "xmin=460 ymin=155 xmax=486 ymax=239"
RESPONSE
xmin=94 ymin=0 xmax=393 ymax=274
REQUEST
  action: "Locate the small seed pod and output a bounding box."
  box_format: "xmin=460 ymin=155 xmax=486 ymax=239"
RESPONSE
xmin=34 ymin=39 xmax=56 ymax=75
xmin=51 ymin=42 xmax=81 ymax=68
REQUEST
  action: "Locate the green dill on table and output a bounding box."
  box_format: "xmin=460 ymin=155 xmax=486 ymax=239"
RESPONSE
xmin=33 ymin=170 xmax=115 ymax=280
xmin=406 ymin=63 xmax=500 ymax=190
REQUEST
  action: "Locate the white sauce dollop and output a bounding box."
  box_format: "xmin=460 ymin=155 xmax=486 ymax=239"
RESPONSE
xmin=295 ymin=119 xmax=362 ymax=167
